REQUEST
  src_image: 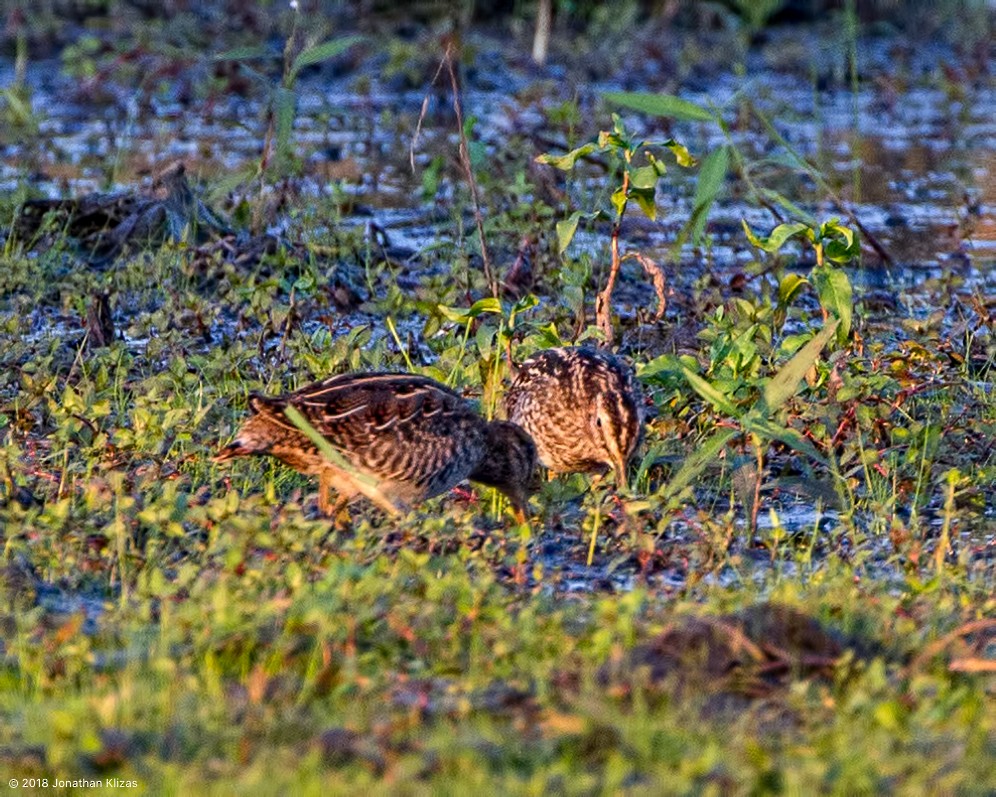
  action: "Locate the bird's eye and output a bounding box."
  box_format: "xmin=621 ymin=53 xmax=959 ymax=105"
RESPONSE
xmin=595 ymin=417 xmax=602 ymax=427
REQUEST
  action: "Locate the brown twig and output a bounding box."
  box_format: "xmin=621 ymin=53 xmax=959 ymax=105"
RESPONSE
xmin=621 ymin=252 xmax=667 ymax=322
xmin=908 ymin=619 xmax=996 ymax=675
xmin=412 ymin=40 xmax=498 ymax=299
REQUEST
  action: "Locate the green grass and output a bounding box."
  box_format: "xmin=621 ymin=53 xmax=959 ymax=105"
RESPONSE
xmin=1 ymin=9 xmax=995 ymax=792
xmin=0 ymin=217 xmax=993 ymax=793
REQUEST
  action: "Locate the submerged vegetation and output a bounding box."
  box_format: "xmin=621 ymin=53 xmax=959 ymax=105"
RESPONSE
xmin=0 ymin=1 xmax=994 ymax=793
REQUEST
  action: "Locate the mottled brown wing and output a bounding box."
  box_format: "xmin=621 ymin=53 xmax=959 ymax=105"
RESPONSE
xmin=285 ymin=373 xmax=487 ymax=499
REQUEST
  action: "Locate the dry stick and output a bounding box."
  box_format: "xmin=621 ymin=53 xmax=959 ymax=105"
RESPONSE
xmin=442 ymin=43 xmax=499 ymax=299
xmin=595 ymin=221 xmax=623 ymax=346
xmin=621 ymin=252 xmax=667 ymax=322
xmin=409 ymin=42 xmax=499 ymax=299
xmin=751 ymin=103 xmax=895 ymax=266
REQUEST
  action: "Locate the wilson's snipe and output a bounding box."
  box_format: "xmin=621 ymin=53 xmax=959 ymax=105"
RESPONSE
xmin=505 ymin=347 xmax=643 ymax=488
xmin=215 ymin=372 xmax=537 ymax=523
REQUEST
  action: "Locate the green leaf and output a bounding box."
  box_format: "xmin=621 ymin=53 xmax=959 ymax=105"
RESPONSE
xmin=603 ymin=91 xmax=715 ymax=122
xmin=555 ymin=211 xmax=597 ymax=255
xmin=688 ymin=146 xmax=728 ymax=244
xmin=533 ymin=322 xmax=563 ymax=348
xmin=438 ymin=297 xmax=503 ymax=323
xmin=821 ymin=221 xmax=861 ymax=264
xmin=755 ymin=320 xmax=838 ymax=417
xmin=508 ymin=294 xmax=539 ymax=327
xmin=629 ymin=164 xmax=659 ymax=190
xmin=289 ymin=36 xmax=363 ymax=83
xmin=636 ymin=353 xmax=682 ymax=381
xmin=661 ymin=427 xmax=739 ymax=499
xmin=811 ymin=267 xmax=853 ymax=341
xmin=778 ymin=333 xmax=813 ymax=356
xmin=756 ymin=318 xmax=838 ymax=416
xmin=757 ymin=189 xmax=817 ymax=226
xmin=273 ymin=87 xmax=297 ymax=163
xmin=661 ymin=139 xmax=696 ymax=168
xmin=214 ymin=45 xmax=274 ymax=62
xmin=742 ymin=220 xmax=811 ymax=253
xmin=610 ymin=184 xmax=628 ymax=219
xmin=681 ymin=367 xmax=741 ymax=417
xmin=469 ymin=297 xmax=503 ymax=316
xmin=536 ymin=142 xmax=597 ymax=170
xmin=742 ymin=416 xmax=828 ymax=466
xmin=644 ymin=151 xmax=669 ymax=176
xmin=777 ymin=273 xmax=809 ymax=306
xmin=631 ymin=187 xmax=657 ymax=221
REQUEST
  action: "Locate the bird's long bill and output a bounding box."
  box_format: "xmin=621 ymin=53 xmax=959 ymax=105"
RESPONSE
xmin=612 ymin=458 xmax=629 ymax=491
xmin=212 ymin=441 xmax=247 ymax=463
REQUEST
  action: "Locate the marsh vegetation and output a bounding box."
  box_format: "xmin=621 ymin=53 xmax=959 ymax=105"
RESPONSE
xmin=0 ymin=1 xmax=993 ymax=793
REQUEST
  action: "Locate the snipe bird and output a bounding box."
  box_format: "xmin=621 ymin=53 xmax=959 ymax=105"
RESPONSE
xmin=505 ymin=347 xmax=643 ymax=488
xmin=215 ymin=372 xmax=537 ymax=523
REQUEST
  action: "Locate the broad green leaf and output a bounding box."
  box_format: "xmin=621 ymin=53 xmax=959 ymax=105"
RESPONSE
xmin=629 ymin=164 xmax=659 ymax=190
xmin=688 ymin=146 xmax=729 ymax=244
xmin=777 ymin=273 xmax=809 ymax=306
xmin=533 ymin=321 xmax=563 ymax=348
xmin=554 ymin=210 xmax=597 ymax=254
xmin=636 ymin=353 xmax=683 ymax=381
xmin=662 ymin=139 xmax=696 ymax=168
xmin=681 ymin=367 xmax=741 ymax=417
xmin=778 ymin=333 xmax=813 ymax=356
xmin=644 ymin=151 xmax=669 ymax=176
xmin=661 ymin=427 xmax=738 ymax=499
xmin=811 ymin=267 xmax=853 ymax=341
xmin=610 ymin=184 xmax=628 ymax=218
xmin=214 ymin=45 xmax=273 ymax=61
xmin=742 ymin=416 xmax=828 ymax=466
xmin=818 ymin=218 xmax=849 ymax=243
xmin=468 ymin=297 xmax=503 ymax=317
xmin=742 ymin=220 xmax=810 ymax=253
xmin=475 ymin=322 xmax=495 ymax=358
xmin=289 ymin=36 xmax=364 ymax=82
xmin=756 ymin=318 xmax=838 ymax=416
xmin=535 ymin=142 xmax=597 ymax=170
xmin=631 ymin=186 xmax=657 ymax=221
xmin=757 ymin=189 xmax=817 ymax=226
xmin=822 ymin=221 xmax=861 ymax=263
xmin=597 ymin=128 xmax=627 ymax=151
xmin=824 ymin=238 xmax=860 ymax=264
xmin=437 ymin=298 xmax=502 ymax=323
xmin=437 ymin=305 xmax=471 ymax=323
xmin=273 ymin=87 xmax=297 ymax=161
xmin=508 ymin=293 xmax=539 ymax=327
xmin=603 ymin=91 xmax=715 ymax=122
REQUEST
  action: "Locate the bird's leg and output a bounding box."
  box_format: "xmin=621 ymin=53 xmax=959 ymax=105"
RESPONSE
xmin=318 ymin=471 xmax=343 ymax=517
xmin=318 ymin=473 xmax=352 ymax=530
xmin=512 ymin=503 xmax=531 ymax=531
